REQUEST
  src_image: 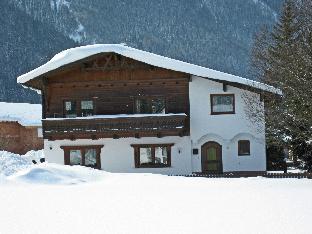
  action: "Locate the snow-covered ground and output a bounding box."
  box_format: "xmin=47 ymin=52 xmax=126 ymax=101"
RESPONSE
xmin=0 ymin=151 xmax=311 ymax=234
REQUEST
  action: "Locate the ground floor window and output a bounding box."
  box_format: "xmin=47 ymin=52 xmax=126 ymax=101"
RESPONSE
xmin=131 ymin=144 xmax=173 ymax=168
xmin=61 ymin=145 xmax=103 ymax=169
xmin=238 ymin=140 xmax=250 ymax=156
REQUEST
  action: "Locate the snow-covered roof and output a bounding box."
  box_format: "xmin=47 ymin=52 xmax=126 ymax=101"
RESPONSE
xmin=0 ymin=102 xmax=42 ymax=127
xmin=17 ymin=44 xmax=282 ymax=95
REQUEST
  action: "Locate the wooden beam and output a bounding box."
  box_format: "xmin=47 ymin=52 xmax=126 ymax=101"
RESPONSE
xmin=223 ymin=83 xmax=227 ymax=92
xmin=41 ymin=88 xmax=46 ymax=119
xmin=113 ymin=134 xmax=119 ymax=139
xmin=103 ymin=54 xmax=113 ymax=70
xmin=91 ymin=135 xmax=98 ymax=140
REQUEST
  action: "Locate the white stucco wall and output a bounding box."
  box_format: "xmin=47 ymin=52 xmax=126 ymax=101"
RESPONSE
xmin=189 ymin=76 xmax=266 ymax=172
xmin=44 ymin=136 xmax=192 ymax=175
xmin=44 ymin=76 xmax=267 ymax=174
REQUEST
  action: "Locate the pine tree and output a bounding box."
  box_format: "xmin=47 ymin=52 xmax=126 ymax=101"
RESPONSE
xmin=251 ymin=0 xmax=312 ymax=171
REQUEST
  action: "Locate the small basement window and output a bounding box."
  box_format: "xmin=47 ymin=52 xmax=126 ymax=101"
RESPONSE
xmin=131 ymin=144 xmax=173 ymax=168
xmin=211 ymin=94 xmax=235 ymax=115
xmin=61 ymin=145 xmax=103 ymax=169
xmin=238 ymin=140 xmax=250 ymax=156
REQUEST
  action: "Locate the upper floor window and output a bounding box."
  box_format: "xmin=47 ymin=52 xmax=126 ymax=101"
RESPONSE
xmin=64 ymin=100 xmax=94 ymax=118
xmin=211 ymin=94 xmax=235 ymax=115
xmin=81 ymin=100 xmax=94 ymax=117
xmin=238 ymin=140 xmax=250 ymax=156
xmin=134 ymin=97 xmax=165 ymax=114
xmin=64 ymin=101 xmax=77 ymax=118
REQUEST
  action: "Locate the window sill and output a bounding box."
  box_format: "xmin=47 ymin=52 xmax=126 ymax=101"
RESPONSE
xmin=211 ymin=112 xmax=235 ymax=115
xmin=238 ymin=154 xmax=251 ymax=156
xmin=136 ymin=164 xmax=171 ymax=168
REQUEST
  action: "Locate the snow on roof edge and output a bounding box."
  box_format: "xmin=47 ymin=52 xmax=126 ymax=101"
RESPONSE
xmin=17 ymin=44 xmax=282 ymax=95
xmin=0 ymin=102 xmax=42 ymax=127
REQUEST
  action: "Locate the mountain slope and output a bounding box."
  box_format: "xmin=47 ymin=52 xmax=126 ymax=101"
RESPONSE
xmin=2 ymin=0 xmax=283 ymax=103
xmin=0 ymin=1 xmax=76 ymax=103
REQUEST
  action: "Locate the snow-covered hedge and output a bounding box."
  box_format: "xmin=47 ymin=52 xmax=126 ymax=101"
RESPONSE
xmin=0 ymin=150 xmax=44 ymax=176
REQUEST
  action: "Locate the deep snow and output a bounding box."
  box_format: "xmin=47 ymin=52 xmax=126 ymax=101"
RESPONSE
xmin=0 ymin=151 xmax=311 ymax=234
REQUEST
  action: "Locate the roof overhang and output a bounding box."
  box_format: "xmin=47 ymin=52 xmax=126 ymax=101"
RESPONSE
xmin=17 ymin=44 xmax=282 ymax=95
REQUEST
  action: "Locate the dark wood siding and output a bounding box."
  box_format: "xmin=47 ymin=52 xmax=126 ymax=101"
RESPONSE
xmin=40 ymin=53 xmax=190 ymax=139
xmin=43 ymin=53 xmax=190 ymax=118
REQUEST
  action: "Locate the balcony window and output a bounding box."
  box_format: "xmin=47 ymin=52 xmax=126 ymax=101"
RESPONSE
xmin=63 ymin=100 xmax=94 ymax=118
xmin=135 ymin=99 xmax=150 ymax=114
xmin=211 ymin=94 xmax=235 ymax=115
xmin=81 ymin=100 xmax=94 ymax=117
xmin=131 ymin=144 xmax=173 ymax=168
xmin=135 ymin=97 xmax=165 ymax=114
xmin=64 ymin=101 xmax=77 ymax=118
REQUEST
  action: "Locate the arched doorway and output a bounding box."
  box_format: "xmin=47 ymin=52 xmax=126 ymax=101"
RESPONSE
xmin=201 ymin=141 xmax=223 ymax=173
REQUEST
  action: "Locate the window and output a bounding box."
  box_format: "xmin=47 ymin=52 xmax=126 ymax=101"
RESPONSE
xmin=84 ymin=148 xmax=97 ymax=167
xmin=69 ymin=150 xmax=82 ymax=165
xmin=134 ymin=97 xmax=165 ymax=114
xmin=61 ymin=145 xmax=103 ymax=169
xmin=64 ymin=101 xmax=77 ymax=118
xmin=81 ymin=100 xmax=94 ymax=117
xmin=139 ymin=147 xmax=153 ymax=164
xmin=131 ymin=144 xmax=173 ymax=168
xmin=238 ymin=140 xmax=250 ymax=156
xmin=155 ymin=146 xmax=168 ymax=164
xmin=63 ymin=100 xmax=94 ymax=118
xmin=211 ymin=94 xmax=235 ymax=115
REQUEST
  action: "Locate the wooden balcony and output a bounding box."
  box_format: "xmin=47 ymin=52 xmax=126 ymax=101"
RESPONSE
xmin=42 ymin=114 xmax=189 ymax=140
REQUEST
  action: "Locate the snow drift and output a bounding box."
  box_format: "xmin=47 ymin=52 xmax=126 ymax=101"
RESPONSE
xmin=0 ymin=150 xmax=104 ymax=185
xmin=10 ymin=164 xmax=105 ymax=185
xmin=0 ymin=151 xmax=33 ymax=176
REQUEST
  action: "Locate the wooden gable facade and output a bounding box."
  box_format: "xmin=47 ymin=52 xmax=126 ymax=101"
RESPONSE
xmin=39 ymin=53 xmax=190 ymax=140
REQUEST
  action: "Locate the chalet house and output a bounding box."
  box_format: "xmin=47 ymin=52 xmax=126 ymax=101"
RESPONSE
xmin=17 ymin=44 xmax=281 ymax=174
xmin=0 ymin=102 xmax=43 ymax=154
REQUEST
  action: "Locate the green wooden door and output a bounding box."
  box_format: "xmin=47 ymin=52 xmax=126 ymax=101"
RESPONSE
xmin=201 ymin=142 xmax=222 ymax=173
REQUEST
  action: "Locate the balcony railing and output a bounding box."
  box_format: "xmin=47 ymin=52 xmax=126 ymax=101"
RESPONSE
xmin=42 ymin=114 xmax=188 ymax=140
